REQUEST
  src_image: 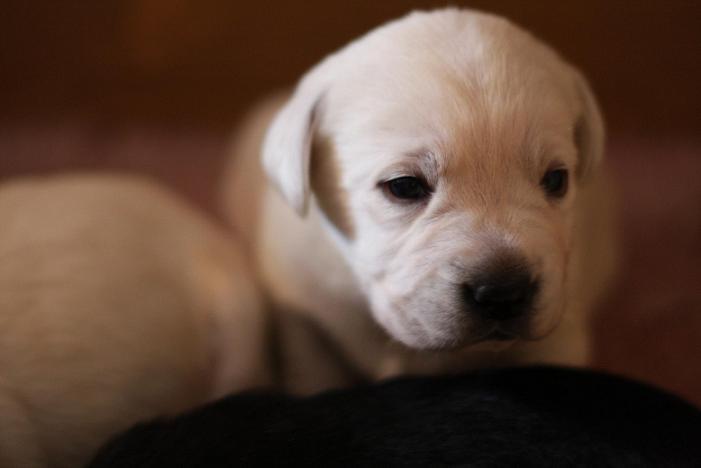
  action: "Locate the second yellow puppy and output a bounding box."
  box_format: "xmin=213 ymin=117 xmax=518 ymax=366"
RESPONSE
xmin=0 ymin=174 xmax=270 ymax=468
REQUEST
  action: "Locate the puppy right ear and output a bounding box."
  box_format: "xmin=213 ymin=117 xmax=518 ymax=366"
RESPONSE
xmin=572 ymin=70 xmax=605 ymax=180
xmin=262 ymin=56 xmax=338 ymax=216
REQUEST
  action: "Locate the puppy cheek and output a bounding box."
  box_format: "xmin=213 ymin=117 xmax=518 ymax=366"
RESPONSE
xmin=530 ymin=245 xmax=569 ymax=337
xmin=366 ymin=286 xmax=423 ymax=347
xmin=369 ymin=273 xmax=470 ymax=349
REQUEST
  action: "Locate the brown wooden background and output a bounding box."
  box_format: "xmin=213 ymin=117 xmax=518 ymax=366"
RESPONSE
xmin=1 ymin=0 xmax=699 ymax=137
xmin=1 ymin=1 xmax=700 ymax=405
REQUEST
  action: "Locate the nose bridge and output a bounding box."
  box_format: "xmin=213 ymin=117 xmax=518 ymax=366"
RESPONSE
xmin=452 ymin=167 xmax=526 ymax=237
xmin=463 ymin=204 xmax=524 ymax=259
xmin=442 ymin=153 xmax=536 ymax=263
xmin=468 ymin=179 xmax=536 ymax=248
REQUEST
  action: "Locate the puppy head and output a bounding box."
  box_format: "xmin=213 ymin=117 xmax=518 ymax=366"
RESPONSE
xmin=263 ymin=9 xmax=604 ymax=350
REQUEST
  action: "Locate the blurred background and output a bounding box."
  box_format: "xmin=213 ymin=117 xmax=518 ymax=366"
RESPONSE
xmin=1 ymin=1 xmax=699 ymax=404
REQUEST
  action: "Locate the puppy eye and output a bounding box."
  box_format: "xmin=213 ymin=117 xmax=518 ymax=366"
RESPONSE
xmin=383 ymin=176 xmax=430 ymax=201
xmin=540 ymin=168 xmax=568 ymax=199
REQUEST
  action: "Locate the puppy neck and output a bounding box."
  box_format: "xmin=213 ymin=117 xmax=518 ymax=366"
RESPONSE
xmin=256 ymin=188 xmax=399 ymax=381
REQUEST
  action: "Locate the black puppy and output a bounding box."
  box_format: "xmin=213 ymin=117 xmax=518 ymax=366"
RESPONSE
xmin=89 ymin=367 xmax=701 ymax=467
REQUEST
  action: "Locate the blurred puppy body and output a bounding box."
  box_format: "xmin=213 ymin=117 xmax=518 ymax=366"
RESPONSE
xmin=224 ymin=9 xmax=616 ymax=393
xmin=0 ymin=174 xmax=270 ymax=468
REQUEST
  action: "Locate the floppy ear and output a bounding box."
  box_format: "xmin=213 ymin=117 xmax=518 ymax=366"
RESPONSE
xmin=262 ymin=57 xmax=338 ymax=216
xmin=572 ymin=70 xmax=605 ymax=179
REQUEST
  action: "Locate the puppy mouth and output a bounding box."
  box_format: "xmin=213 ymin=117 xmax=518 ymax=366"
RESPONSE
xmin=397 ymin=326 xmax=523 ymax=352
xmin=462 ymin=328 xmax=520 ymax=352
xmin=446 ymin=327 xmax=519 ymax=349
xmin=484 ymin=329 xmax=517 ymax=341
xmin=476 ymin=322 xmax=553 ymax=345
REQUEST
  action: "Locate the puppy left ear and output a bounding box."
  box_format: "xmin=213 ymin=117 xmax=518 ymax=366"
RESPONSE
xmin=262 ymin=56 xmax=338 ymax=216
xmin=572 ymin=70 xmax=605 ymax=179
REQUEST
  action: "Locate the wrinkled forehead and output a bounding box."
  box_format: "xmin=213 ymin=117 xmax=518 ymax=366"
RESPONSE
xmin=320 ymin=22 xmax=580 ymax=169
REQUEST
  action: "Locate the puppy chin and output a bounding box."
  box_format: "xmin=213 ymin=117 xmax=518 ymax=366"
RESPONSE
xmin=380 ymin=317 xmax=485 ymax=352
xmin=374 ymin=314 xmax=468 ymax=351
xmin=385 ymin=313 xmax=561 ymax=353
xmin=468 ymin=337 xmax=518 ymax=353
xmin=392 ymin=327 xmax=518 ymax=353
xmin=395 ymin=336 xmax=467 ymax=352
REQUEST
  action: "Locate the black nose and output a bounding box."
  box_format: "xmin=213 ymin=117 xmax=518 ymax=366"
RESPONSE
xmin=462 ymin=260 xmax=539 ymax=321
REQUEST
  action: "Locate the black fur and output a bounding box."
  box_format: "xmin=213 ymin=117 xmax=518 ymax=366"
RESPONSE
xmin=88 ymin=367 xmax=701 ymax=467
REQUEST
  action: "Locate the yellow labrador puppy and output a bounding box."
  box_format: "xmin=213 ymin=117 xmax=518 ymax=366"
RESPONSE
xmin=223 ymin=8 xmax=616 ymax=394
xmin=0 ymin=174 xmax=270 ymax=468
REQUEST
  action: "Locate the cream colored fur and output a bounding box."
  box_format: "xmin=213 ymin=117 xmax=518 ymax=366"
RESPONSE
xmin=223 ymin=8 xmax=616 ymax=394
xmin=0 ymin=174 xmax=270 ymax=468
